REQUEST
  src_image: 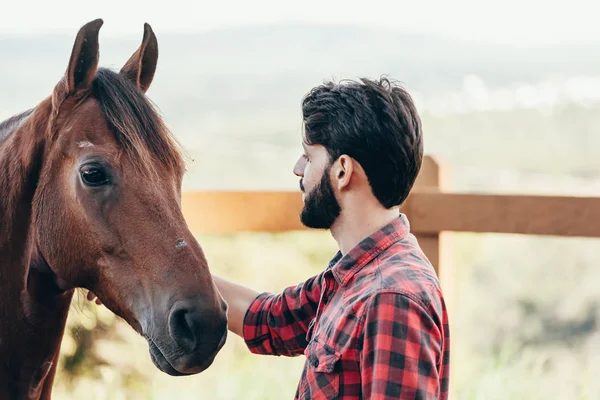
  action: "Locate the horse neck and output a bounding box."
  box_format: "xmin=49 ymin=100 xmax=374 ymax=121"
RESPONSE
xmin=0 ymin=109 xmax=45 ymax=249
xmin=0 ymin=109 xmax=74 ymax=400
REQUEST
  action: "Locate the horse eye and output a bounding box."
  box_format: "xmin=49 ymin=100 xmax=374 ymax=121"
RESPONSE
xmin=80 ymin=166 xmax=109 ymax=187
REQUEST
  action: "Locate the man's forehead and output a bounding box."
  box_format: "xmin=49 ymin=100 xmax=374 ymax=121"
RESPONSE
xmin=302 ymin=142 xmax=329 ymax=158
xmin=302 ymin=141 xmax=320 ymax=152
xmin=301 ymin=128 xmax=309 ymax=145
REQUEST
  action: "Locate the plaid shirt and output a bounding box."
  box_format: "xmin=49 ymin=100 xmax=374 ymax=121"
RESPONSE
xmin=243 ymin=215 xmax=450 ymax=399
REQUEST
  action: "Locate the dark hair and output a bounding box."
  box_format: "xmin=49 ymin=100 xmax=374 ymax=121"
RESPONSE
xmin=93 ymin=67 xmax=184 ymax=175
xmin=301 ymin=76 xmax=423 ymax=208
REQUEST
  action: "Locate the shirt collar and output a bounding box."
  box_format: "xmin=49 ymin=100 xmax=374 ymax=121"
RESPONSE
xmin=326 ymin=214 xmax=410 ymax=286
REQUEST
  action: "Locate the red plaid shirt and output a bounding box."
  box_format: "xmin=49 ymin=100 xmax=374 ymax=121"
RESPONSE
xmin=243 ymin=215 xmax=450 ymax=399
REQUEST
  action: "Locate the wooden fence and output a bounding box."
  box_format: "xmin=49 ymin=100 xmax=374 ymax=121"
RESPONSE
xmin=182 ymin=154 xmax=600 ymax=265
xmin=181 ymin=154 xmax=600 ymax=320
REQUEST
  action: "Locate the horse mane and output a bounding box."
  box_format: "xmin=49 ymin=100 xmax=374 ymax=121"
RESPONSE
xmin=0 ymin=108 xmax=35 ymax=143
xmin=92 ymin=67 xmax=185 ymax=175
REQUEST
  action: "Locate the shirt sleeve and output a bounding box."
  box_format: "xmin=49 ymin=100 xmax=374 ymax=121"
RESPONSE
xmin=242 ymin=273 xmax=324 ymax=357
xmin=360 ymin=291 xmax=444 ymax=399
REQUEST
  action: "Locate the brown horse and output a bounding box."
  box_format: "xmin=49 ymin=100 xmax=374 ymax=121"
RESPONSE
xmin=0 ymin=19 xmax=228 ymax=399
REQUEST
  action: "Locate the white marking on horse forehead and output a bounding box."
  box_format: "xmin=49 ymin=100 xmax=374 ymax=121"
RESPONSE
xmin=176 ymin=239 xmax=188 ymax=249
xmin=77 ymin=140 xmax=94 ymax=148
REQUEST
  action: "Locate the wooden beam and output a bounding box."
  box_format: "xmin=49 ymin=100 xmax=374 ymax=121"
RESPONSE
xmin=181 ymin=191 xmax=600 ymax=239
xmin=410 ymin=156 xmax=447 ymax=275
xmin=406 ymin=191 xmax=600 ymax=238
xmin=410 ymin=156 xmax=455 ymax=399
xmin=182 ymin=191 xmax=307 ymax=234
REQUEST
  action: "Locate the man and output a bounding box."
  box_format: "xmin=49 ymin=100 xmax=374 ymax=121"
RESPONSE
xmin=213 ymin=77 xmax=450 ymax=399
xmin=89 ymin=77 xmax=450 ymax=399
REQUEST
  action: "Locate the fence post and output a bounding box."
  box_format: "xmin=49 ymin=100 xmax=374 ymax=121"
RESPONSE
xmin=409 ymin=155 xmax=455 ymax=398
xmin=411 ymin=155 xmax=452 ymax=275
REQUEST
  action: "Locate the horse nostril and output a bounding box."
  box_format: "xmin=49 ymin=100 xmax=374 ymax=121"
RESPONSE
xmin=168 ymin=303 xmax=201 ymax=353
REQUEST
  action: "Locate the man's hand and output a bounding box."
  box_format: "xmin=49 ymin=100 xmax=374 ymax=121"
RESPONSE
xmin=212 ymin=275 xmax=259 ymax=338
xmin=86 ymin=290 xmax=103 ymax=305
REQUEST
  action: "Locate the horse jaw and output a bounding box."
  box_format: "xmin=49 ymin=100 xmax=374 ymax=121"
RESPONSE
xmin=28 ymin=361 xmax=53 ymax=399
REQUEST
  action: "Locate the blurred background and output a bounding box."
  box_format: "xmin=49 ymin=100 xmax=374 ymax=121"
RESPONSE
xmin=2 ymin=1 xmax=599 ymax=398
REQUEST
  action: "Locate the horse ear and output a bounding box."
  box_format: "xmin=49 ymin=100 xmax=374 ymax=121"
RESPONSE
xmin=65 ymin=18 xmax=103 ymax=95
xmin=120 ymin=23 xmax=158 ymax=93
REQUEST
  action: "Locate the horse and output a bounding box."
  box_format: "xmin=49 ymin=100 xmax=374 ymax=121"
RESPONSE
xmin=0 ymin=19 xmax=228 ymax=399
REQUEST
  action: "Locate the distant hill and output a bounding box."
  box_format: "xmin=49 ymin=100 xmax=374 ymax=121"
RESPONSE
xmin=2 ymin=24 xmax=599 ymax=188
xmin=2 ymin=23 xmax=599 ymax=106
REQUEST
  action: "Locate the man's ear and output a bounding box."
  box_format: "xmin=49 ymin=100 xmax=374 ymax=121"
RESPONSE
xmin=332 ymin=155 xmax=354 ymax=190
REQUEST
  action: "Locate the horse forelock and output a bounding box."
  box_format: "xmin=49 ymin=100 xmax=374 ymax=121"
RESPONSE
xmin=92 ymin=68 xmax=185 ymax=176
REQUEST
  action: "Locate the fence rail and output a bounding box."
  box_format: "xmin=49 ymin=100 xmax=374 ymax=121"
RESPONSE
xmin=181 ymin=183 xmax=600 ymax=237
xmin=406 ymin=191 xmax=600 ymax=238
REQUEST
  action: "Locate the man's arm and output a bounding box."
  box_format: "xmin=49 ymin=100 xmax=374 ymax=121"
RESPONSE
xmin=212 ymin=275 xmax=260 ymax=338
xmin=214 ymin=273 xmax=324 ymax=357
xmin=360 ymin=291 xmax=446 ymax=399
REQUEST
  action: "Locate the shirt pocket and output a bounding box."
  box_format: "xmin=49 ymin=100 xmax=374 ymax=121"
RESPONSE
xmin=297 ymin=338 xmax=341 ymax=400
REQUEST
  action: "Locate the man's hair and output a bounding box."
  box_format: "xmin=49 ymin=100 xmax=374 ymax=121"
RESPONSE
xmin=301 ymin=76 xmax=423 ymax=208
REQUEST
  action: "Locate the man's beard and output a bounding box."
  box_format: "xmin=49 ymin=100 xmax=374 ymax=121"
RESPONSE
xmin=300 ymin=166 xmax=341 ymax=229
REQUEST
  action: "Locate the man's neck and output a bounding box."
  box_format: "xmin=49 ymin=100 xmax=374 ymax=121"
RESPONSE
xmin=330 ymin=206 xmax=400 ymax=255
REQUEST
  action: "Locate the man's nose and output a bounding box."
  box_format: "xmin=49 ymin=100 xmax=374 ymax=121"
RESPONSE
xmin=293 ymin=158 xmax=305 ymax=177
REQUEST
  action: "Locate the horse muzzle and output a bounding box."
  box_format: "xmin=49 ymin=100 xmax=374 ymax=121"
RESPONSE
xmin=144 ymin=297 xmax=228 ymax=376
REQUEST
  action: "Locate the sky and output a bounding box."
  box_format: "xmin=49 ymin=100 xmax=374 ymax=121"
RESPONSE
xmin=0 ymin=0 xmax=598 ymax=45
